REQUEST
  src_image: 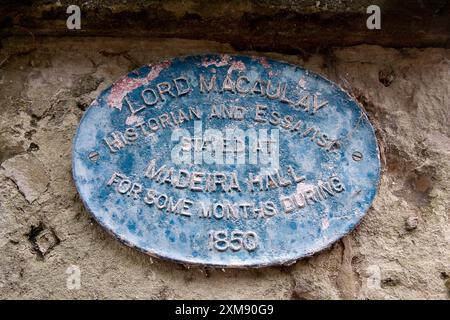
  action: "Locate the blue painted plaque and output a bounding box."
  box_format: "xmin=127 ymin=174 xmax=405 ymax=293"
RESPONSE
xmin=72 ymin=54 xmax=380 ymax=267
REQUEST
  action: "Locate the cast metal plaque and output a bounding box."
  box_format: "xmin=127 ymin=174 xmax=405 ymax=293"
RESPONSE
xmin=72 ymin=54 xmax=380 ymax=267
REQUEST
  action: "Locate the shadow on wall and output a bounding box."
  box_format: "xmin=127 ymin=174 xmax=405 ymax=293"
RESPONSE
xmin=0 ymin=0 xmax=449 ymax=52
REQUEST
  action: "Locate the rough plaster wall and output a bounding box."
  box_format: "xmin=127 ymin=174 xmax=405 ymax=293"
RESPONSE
xmin=0 ymin=37 xmax=448 ymax=299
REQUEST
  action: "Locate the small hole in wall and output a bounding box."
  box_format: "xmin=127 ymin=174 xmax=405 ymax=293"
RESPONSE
xmin=379 ymin=67 xmax=395 ymax=87
xmin=27 ymin=142 xmax=39 ymax=152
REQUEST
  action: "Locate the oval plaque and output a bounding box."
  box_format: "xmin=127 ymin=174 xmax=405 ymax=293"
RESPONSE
xmin=72 ymin=54 xmax=380 ymax=267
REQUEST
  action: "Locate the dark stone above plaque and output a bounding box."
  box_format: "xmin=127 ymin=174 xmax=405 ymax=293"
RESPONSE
xmin=72 ymin=54 xmax=380 ymax=267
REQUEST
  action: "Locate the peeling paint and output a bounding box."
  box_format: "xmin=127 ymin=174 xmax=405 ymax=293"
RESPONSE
xmin=107 ymin=60 xmax=171 ymax=110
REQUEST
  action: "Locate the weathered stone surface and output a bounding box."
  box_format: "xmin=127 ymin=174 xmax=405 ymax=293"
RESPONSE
xmin=1 ymin=153 xmax=49 ymax=203
xmin=0 ymin=36 xmax=448 ymax=299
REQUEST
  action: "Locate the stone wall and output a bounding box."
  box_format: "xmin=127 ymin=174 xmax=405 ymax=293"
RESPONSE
xmin=0 ymin=1 xmax=449 ymax=299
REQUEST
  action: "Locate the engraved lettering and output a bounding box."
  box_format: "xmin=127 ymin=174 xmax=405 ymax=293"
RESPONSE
xmin=157 ymin=81 xmax=176 ymax=102
xmin=173 ymin=76 xmax=191 ymax=96
xmin=199 ymin=74 xmax=218 ymax=93
xmin=141 ymin=88 xmax=159 ymax=106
